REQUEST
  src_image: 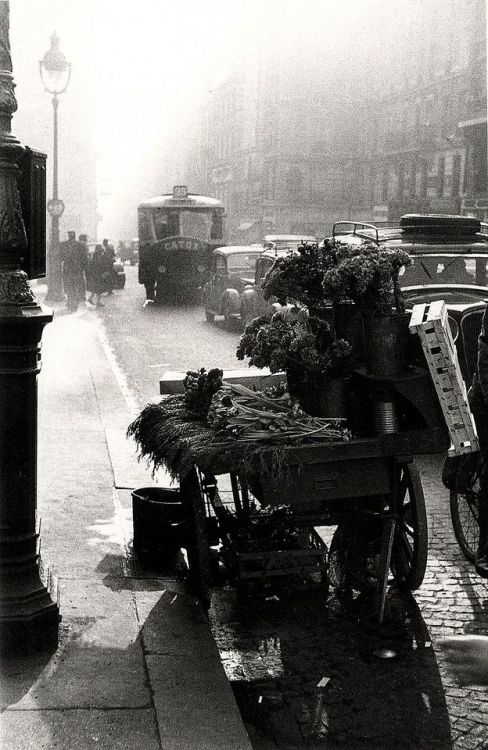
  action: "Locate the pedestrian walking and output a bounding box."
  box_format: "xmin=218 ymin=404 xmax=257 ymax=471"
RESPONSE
xmin=468 ymin=302 xmax=488 ymax=576
xmin=102 ymin=238 xmax=115 ymax=295
xmin=60 ymin=230 xmax=88 ymax=312
xmin=87 ymin=244 xmax=106 ymax=307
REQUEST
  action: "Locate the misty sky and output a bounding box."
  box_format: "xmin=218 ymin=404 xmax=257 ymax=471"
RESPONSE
xmin=8 ymin=0 xmax=404 ymax=239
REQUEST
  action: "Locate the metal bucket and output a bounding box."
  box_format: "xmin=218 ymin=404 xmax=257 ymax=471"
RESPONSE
xmin=131 ymin=487 xmax=187 ymax=568
xmin=333 ymin=302 xmax=365 ymax=368
xmin=362 ymin=313 xmax=410 ymax=378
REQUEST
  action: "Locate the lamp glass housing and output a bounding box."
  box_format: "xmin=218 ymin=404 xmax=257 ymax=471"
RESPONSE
xmin=39 ymin=33 xmax=71 ymax=95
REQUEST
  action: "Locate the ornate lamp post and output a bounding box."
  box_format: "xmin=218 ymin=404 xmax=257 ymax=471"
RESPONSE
xmin=0 ymin=1 xmax=60 ymax=653
xmin=39 ymin=32 xmax=71 ymax=303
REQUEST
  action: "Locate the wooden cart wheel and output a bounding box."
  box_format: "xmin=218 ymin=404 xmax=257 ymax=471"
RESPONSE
xmin=390 ymin=462 xmax=428 ymax=591
xmin=179 ymin=468 xmax=212 ymax=611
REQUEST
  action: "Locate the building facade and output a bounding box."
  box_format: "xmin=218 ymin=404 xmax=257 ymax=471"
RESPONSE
xmin=186 ymin=0 xmax=487 ymax=242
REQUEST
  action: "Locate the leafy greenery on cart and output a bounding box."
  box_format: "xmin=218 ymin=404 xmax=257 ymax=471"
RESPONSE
xmin=127 ymin=368 xmax=350 ymax=481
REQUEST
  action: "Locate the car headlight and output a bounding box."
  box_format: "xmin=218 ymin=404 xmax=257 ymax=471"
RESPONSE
xmin=448 ymin=315 xmax=459 ymax=342
xmin=158 ymin=265 xmax=166 ymax=274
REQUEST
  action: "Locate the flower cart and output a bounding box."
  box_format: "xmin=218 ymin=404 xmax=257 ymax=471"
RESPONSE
xmin=129 ymin=359 xmax=451 ymax=623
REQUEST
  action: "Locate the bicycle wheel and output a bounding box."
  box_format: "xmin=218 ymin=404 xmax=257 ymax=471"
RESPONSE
xmin=450 ymin=481 xmax=480 ymax=563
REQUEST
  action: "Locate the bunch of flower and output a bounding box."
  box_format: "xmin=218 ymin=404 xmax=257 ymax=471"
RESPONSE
xmin=261 ymin=242 xmax=329 ymax=309
xmin=321 ymin=240 xmax=411 ymax=315
xmin=236 ymin=311 xmax=351 ymax=382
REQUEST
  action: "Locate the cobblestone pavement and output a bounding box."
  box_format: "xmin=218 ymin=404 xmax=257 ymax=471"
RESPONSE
xmin=209 ymin=455 xmax=488 ymax=749
xmin=417 ymin=454 xmax=488 ymax=750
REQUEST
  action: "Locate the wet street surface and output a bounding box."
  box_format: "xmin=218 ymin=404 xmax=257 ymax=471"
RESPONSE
xmin=98 ymin=270 xmax=488 ymax=749
xmin=209 ymin=457 xmax=488 ymax=749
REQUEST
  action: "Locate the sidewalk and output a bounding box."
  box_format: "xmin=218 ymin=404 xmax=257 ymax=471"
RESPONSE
xmin=0 ymin=291 xmax=252 ymax=750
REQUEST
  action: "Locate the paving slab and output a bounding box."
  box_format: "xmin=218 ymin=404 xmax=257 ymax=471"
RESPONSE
xmin=0 ymin=708 xmax=161 ymax=750
xmin=134 ymin=586 xmax=218 ymax=656
xmin=4 ymin=581 xmax=149 ymax=711
xmin=148 ymin=653 xmax=253 ymax=750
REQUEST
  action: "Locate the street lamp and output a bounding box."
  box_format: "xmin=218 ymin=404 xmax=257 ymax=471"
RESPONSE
xmin=39 ymin=32 xmax=71 ymax=303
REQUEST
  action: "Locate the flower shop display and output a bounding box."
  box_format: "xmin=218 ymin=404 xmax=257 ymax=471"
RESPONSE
xmin=236 ymin=311 xmax=352 ymax=417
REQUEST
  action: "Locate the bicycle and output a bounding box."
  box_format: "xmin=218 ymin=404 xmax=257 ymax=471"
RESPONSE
xmin=448 ymin=451 xmax=483 ymax=562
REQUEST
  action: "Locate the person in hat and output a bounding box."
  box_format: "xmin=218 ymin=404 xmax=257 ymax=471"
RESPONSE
xmin=60 ymin=231 xmax=88 ymax=312
xmin=87 ymin=244 xmax=107 ymax=307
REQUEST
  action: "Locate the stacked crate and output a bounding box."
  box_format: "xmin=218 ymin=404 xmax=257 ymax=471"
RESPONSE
xmin=409 ymin=300 xmax=478 ymax=456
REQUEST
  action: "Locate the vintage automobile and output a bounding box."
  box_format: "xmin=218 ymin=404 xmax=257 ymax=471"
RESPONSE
xmin=203 ymin=246 xmax=264 ymax=328
xmin=329 ymin=214 xmax=488 ymax=383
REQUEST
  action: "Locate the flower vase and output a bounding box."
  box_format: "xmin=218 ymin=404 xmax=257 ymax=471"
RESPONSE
xmin=333 ymin=302 xmax=365 ymax=368
xmin=362 ymin=312 xmax=410 ymax=378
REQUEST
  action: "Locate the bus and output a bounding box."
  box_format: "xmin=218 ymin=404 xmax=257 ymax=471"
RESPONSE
xmin=137 ymin=185 xmax=225 ymax=303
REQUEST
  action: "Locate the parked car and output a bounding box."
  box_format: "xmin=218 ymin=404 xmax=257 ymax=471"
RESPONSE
xmin=328 ymin=214 xmax=488 ymax=383
xmin=203 ymin=246 xmax=264 ymax=328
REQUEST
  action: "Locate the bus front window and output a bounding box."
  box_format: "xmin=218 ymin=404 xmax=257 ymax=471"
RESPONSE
xmin=179 ymin=210 xmax=212 ymax=240
xmin=153 ymin=209 xmax=172 ymax=241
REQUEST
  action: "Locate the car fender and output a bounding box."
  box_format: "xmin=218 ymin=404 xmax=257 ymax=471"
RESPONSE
xmin=241 ymin=286 xmax=258 ymax=315
xmin=221 ymin=288 xmax=241 ymax=314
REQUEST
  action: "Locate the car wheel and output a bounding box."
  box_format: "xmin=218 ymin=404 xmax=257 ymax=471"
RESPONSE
xmin=205 ymin=309 xmax=215 ymax=322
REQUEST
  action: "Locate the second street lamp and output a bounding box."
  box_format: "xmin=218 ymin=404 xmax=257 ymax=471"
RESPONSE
xmin=39 ymin=32 xmax=71 ymax=303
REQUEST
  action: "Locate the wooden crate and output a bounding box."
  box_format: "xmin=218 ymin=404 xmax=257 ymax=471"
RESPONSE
xmin=235 ymin=530 xmax=327 ymax=581
xmin=409 ymin=300 xmax=478 ymax=456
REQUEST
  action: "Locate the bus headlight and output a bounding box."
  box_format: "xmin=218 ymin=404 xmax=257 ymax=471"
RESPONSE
xmin=158 ymin=265 xmax=166 ymax=274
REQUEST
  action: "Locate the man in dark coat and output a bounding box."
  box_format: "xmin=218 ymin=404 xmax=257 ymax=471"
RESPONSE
xmin=469 ymin=303 xmax=488 ymax=575
xmin=60 ymin=231 xmax=88 ymax=312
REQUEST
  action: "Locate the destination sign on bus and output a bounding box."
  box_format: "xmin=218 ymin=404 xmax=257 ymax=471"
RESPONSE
xmin=173 ymin=185 xmax=188 ymax=199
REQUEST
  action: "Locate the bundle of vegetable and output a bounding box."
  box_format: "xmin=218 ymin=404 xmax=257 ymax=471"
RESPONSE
xmin=183 ymin=367 xmax=223 ymax=418
xmin=207 ymin=382 xmax=350 ymax=443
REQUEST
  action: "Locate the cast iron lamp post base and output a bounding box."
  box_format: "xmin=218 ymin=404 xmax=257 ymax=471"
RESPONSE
xmin=0 ymin=6 xmax=60 ymax=655
xmin=0 ymin=270 xmax=60 ymax=657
